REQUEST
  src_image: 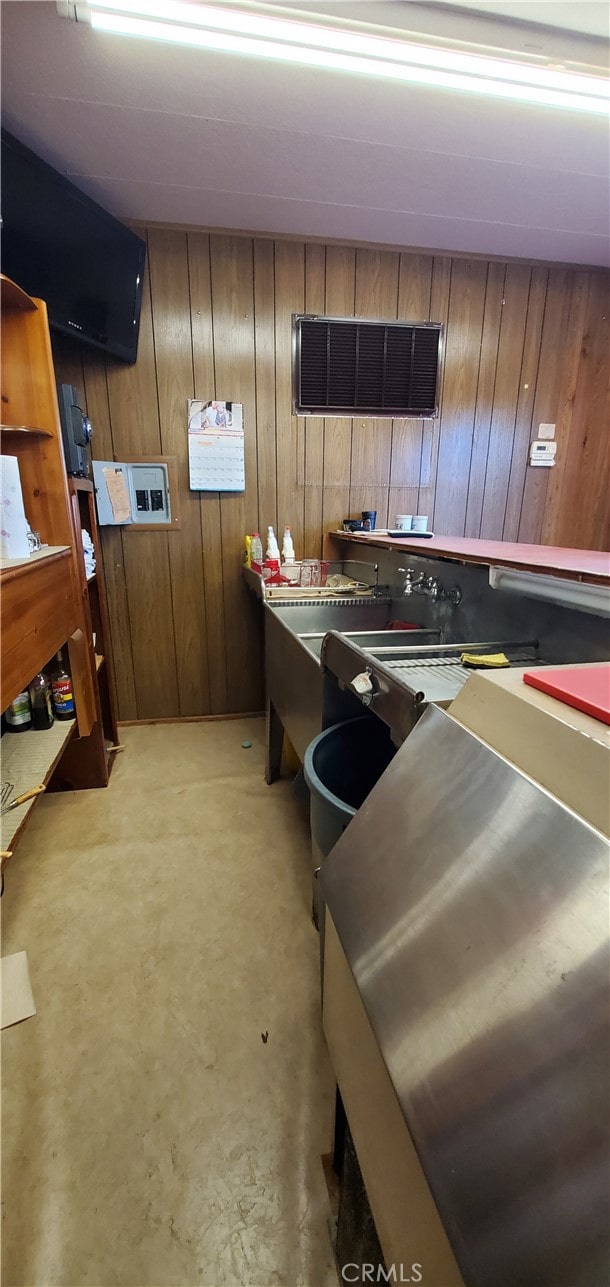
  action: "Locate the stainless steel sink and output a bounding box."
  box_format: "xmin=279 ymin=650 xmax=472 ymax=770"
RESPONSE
xmin=263 ymin=589 xmax=444 ymax=778
xmin=321 ymin=632 xmax=540 ymax=745
xmin=269 ymin=600 xmax=393 ymax=634
xmin=299 ymin=627 xmax=440 ymax=660
xmin=264 ymin=591 xmax=433 ymax=768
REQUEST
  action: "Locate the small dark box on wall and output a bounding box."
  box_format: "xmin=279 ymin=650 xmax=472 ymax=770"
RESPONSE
xmin=57 ymin=383 xmax=92 ymax=477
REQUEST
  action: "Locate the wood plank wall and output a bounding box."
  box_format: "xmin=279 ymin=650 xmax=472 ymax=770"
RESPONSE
xmin=53 ymin=228 xmax=610 ymax=720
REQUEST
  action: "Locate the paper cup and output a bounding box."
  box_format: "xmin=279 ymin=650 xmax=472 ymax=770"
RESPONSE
xmin=395 ymin=514 xmax=412 ymax=531
xmin=412 ymin=515 xmax=429 ymax=532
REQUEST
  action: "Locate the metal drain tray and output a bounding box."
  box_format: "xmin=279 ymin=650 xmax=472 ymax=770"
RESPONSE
xmin=321 ymin=633 xmax=541 ymax=745
xmin=384 ymin=649 xmax=539 ymax=706
xmin=384 ymin=659 xmax=474 ymax=704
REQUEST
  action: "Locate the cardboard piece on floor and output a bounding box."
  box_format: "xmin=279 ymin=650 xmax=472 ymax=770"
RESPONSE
xmin=1 ymin=951 xmax=36 ymax=1029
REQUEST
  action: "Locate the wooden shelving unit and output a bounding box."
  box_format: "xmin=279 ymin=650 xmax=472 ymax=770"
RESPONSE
xmin=0 ymin=275 xmax=37 ymax=312
xmin=1 ymin=424 xmax=53 ymax=437
xmin=1 ymin=273 xmax=115 ymax=874
xmin=68 ymin=475 xmax=119 ymax=763
xmin=0 ymin=544 xmax=71 ymax=573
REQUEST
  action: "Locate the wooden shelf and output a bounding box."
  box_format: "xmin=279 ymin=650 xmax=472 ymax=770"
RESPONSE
xmin=1 ymin=423 xmax=53 ymax=437
xmin=70 ymin=477 xmax=94 ymax=493
xmin=1 ymin=719 xmax=76 ymax=857
xmin=0 ymin=545 xmax=71 ymax=575
xmin=1 ymin=273 xmax=109 ymax=840
xmin=0 ymin=274 xmax=37 ymax=313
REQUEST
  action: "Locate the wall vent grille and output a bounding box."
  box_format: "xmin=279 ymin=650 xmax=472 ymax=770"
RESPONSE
xmin=294 ymin=315 xmax=442 ymax=417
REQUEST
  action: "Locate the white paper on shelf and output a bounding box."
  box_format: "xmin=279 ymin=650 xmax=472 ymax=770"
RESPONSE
xmin=188 ymin=400 xmax=245 ymax=492
xmin=0 ymin=455 xmax=30 ymax=559
xmin=1 ymin=951 xmax=36 ymax=1029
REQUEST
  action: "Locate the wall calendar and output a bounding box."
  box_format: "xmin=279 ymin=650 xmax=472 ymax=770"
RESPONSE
xmin=188 ymin=400 xmax=245 ymax=492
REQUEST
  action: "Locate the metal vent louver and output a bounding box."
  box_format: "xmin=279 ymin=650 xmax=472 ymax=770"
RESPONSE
xmin=294 ymin=315 xmax=442 ymax=417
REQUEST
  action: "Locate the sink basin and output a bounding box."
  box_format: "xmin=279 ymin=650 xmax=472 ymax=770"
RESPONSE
xmin=263 ymin=597 xmax=434 ymax=768
xmin=268 ymin=600 xmax=393 ymax=634
xmin=354 ymin=629 xmax=440 ymax=650
xmin=300 ymin=627 xmax=440 ymax=660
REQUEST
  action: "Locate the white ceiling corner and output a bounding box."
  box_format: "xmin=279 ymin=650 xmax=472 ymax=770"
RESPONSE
xmin=1 ymin=0 xmax=608 ymax=265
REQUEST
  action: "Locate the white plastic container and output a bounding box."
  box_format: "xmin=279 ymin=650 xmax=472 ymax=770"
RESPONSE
xmin=251 ymin=532 xmax=263 ymax=565
xmin=266 ymin=526 xmax=280 ymax=559
xmin=282 ymin=526 xmax=295 ymax=562
xmin=0 ymin=455 xmax=30 ymax=560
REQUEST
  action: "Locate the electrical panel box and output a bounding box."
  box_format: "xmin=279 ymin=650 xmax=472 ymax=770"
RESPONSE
xmin=129 ymin=463 xmax=171 ymax=523
xmin=93 ymin=459 xmax=172 ymax=526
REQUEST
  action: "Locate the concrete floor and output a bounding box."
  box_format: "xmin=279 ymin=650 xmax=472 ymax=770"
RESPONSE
xmin=1 ymin=720 xmax=337 ymax=1287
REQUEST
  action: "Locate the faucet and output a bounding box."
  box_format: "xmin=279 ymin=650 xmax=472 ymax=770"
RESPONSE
xmin=400 ymin=567 xmax=427 ymax=596
xmin=398 ymin=566 xmax=462 ymax=606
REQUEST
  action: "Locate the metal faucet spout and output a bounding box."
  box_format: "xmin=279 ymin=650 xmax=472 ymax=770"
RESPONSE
xmin=398 ymin=565 xmax=462 ymax=605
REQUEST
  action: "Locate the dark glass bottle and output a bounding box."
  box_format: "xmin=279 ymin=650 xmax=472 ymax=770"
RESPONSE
xmin=51 ymin=650 xmax=75 ymax=721
xmin=29 ymin=672 xmax=54 ymax=730
xmin=6 ymin=691 xmax=32 ymax=732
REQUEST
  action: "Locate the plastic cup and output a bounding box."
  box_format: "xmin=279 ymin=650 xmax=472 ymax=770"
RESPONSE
xmin=301 ymin=559 xmax=321 ymax=587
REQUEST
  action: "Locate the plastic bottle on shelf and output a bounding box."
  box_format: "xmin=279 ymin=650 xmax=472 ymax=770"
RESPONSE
xmin=29 ymin=672 xmax=54 ymax=730
xmin=281 ymin=526 xmax=295 ymax=562
xmin=51 ymin=650 xmax=75 ymax=721
xmin=250 ymin=532 xmax=263 ymax=569
xmin=6 ymin=691 xmax=32 ymax=733
xmin=266 ymin=526 xmax=280 ymax=560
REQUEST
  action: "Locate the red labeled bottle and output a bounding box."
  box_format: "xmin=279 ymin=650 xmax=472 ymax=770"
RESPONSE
xmin=51 ymin=650 xmax=75 ymax=721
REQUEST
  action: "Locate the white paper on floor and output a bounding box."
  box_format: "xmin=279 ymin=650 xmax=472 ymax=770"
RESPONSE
xmin=1 ymin=951 xmax=36 ymax=1029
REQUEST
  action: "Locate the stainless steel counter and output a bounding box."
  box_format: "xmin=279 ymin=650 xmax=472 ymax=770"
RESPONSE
xmin=321 ymin=705 xmax=610 ymax=1286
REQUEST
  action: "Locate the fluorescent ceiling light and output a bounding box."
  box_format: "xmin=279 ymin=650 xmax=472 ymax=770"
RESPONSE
xmin=61 ymin=1 xmax=610 ymax=114
xmin=489 ymin=567 xmax=610 ymax=618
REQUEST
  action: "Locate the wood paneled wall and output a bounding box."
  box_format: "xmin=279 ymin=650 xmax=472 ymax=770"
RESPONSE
xmin=53 ymin=229 xmax=609 ymax=720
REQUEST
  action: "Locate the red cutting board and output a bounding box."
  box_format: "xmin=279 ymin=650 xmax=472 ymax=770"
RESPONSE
xmin=523 ymin=665 xmax=610 ymax=725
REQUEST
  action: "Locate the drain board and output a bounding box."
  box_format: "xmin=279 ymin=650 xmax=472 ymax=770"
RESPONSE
xmin=321 ymin=632 xmax=541 ymax=745
xmin=384 ymin=649 xmax=539 ymax=706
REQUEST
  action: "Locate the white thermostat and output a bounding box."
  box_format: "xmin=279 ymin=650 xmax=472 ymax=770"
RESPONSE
xmin=529 ymin=440 xmax=557 ymax=467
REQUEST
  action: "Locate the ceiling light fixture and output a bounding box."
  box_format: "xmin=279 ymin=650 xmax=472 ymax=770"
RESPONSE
xmin=59 ymin=0 xmax=610 ymax=114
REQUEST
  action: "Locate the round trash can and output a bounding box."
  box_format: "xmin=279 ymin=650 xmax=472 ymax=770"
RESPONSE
xmin=303 ymin=715 xmax=397 ymax=939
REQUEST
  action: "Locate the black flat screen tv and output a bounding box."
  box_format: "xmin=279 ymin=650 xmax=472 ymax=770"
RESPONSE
xmin=1 ymin=130 xmax=146 ymax=363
